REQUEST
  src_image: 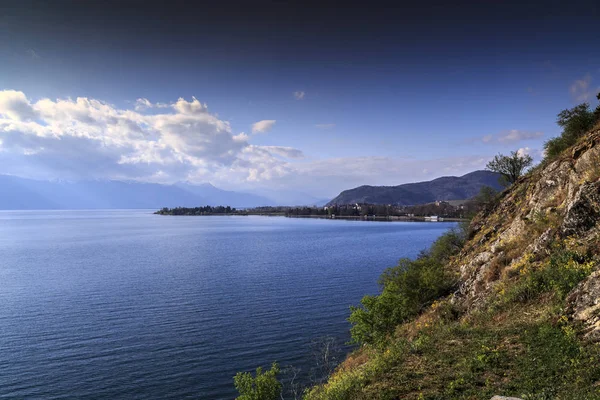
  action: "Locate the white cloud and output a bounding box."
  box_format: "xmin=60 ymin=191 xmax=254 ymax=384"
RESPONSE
xmin=569 ymin=74 xmax=597 ymax=102
xmin=134 ymin=98 xmax=153 ymax=111
xmin=0 ymin=90 xmax=300 ymax=185
xmin=251 ymin=119 xmax=276 ymax=134
xmin=476 ymin=129 xmax=543 ymax=144
xmin=233 ymin=132 xmax=249 ymax=142
xmin=481 ymin=134 xmax=494 ymax=143
xmin=316 ymin=123 xmax=335 ymax=129
xmin=134 ymin=98 xmax=170 ymax=111
xmin=293 ymin=91 xmax=305 ymax=100
xmin=26 ymin=49 xmax=40 ymax=59
xmin=517 ymin=147 xmax=543 ymax=160
xmin=0 ymin=90 xmax=38 ymax=121
xmin=172 ymin=96 xmax=208 ymax=114
xmin=497 ymin=130 xmax=544 ymax=143
xmin=260 ymin=146 xmax=304 ymax=159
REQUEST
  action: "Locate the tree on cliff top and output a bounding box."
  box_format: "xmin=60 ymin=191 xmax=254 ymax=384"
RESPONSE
xmin=486 ymin=151 xmax=533 ymax=186
xmin=545 ymin=97 xmax=600 ymax=159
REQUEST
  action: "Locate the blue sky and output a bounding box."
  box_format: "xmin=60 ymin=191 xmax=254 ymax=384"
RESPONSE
xmin=0 ymin=0 xmax=599 ymax=197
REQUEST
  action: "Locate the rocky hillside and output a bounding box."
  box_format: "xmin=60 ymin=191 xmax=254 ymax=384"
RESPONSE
xmin=326 ymin=170 xmax=504 ymax=206
xmin=306 ymin=125 xmax=600 ymax=399
xmin=457 ymin=125 xmax=600 ymax=335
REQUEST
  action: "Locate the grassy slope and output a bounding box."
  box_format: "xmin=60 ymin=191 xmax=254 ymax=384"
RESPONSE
xmin=305 ymin=130 xmax=600 ymax=400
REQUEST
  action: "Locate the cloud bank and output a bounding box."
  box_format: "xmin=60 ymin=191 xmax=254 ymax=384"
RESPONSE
xmin=0 ymin=90 xmax=296 ymax=185
xmin=0 ymin=90 xmax=498 ymax=196
xmin=479 ymin=129 xmax=544 ymax=144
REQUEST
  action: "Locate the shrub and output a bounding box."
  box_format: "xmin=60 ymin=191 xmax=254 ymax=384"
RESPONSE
xmin=473 ymin=185 xmax=499 ymax=210
xmin=234 ymin=363 xmax=282 ymax=400
xmin=543 ymin=136 xmax=569 ymax=159
xmin=544 ymin=102 xmax=599 ymax=159
xmin=349 ymin=228 xmax=464 ymax=345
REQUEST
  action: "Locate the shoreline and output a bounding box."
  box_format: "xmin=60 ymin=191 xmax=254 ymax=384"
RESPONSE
xmin=155 ymin=212 xmax=466 ymax=222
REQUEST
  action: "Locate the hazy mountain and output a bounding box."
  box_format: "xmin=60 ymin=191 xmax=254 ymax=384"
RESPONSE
xmin=326 ymin=170 xmax=504 ymax=206
xmin=174 ymin=182 xmax=273 ymax=208
xmin=246 ymin=188 xmax=330 ymax=207
xmin=0 ymin=176 xmax=274 ymax=210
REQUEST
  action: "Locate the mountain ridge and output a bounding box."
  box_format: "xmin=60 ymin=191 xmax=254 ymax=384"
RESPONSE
xmin=327 ymin=170 xmax=504 ymax=206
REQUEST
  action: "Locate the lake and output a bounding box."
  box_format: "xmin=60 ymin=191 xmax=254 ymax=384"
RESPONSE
xmin=0 ymin=210 xmax=455 ymax=399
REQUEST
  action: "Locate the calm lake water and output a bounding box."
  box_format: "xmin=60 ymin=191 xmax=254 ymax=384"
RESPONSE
xmin=0 ymin=210 xmax=455 ymax=399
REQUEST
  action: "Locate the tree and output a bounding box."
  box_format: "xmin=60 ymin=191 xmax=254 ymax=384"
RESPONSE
xmin=473 ymin=185 xmax=498 ymax=211
xmin=234 ymin=363 xmax=282 ymax=400
xmin=486 ymin=151 xmax=533 ymax=186
xmin=544 ymin=102 xmax=599 ymax=158
xmin=557 ymin=103 xmax=596 ymax=137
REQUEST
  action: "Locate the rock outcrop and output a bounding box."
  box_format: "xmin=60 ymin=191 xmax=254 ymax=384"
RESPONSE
xmin=567 ymin=269 xmax=600 ymax=342
xmin=453 ymin=126 xmax=600 ymax=339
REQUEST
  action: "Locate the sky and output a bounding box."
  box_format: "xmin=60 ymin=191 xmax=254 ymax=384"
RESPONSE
xmin=1 ymin=0 xmax=599 ymax=198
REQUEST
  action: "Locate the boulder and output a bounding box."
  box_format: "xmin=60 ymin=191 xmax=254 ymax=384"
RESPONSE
xmin=490 ymin=396 xmax=523 ymax=400
xmin=562 ymin=181 xmax=600 ymax=236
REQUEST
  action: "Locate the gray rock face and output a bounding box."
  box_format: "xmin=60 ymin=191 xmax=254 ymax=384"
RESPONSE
xmin=562 ymin=181 xmax=600 ymax=236
xmin=490 ymin=396 xmax=523 ymax=400
xmin=567 ymin=270 xmax=600 ymax=342
xmin=453 ymin=127 xmax=600 ymax=326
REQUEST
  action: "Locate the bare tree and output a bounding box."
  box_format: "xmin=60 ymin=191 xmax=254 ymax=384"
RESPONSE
xmin=309 ymin=336 xmax=342 ymax=384
xmin=279 ymin=366 xmax=302 ymax=400
xmin=275 ymin=336 xmax=344 ymax=399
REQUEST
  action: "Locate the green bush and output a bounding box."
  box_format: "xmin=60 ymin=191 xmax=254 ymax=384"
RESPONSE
xmin=474 ymin=185 xmax=499 ymax=208
xmin=234 ymin=363 xmax=282 ymax=400
xmin=543 ymin=136 xmax=569 ymax=159
xmin=544 ymin=102 xmax=599 ymax=159
xmin=349 ymin=257 xmax=450 ymax=345
xmin=349 ymin=228 xmax=464 ymax=345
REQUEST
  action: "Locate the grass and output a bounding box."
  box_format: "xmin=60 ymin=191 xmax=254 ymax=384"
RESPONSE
xmin=305 ymin=243 xmax=600 ymax=400
xmin=307 ymin=302 xmax=600 ymax=400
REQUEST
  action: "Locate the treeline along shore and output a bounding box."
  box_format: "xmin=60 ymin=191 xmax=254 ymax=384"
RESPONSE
xmin=154 ymin=206 xmax=246 ymax=216
xmin=154 ymin=196 xmax=493 ymax=221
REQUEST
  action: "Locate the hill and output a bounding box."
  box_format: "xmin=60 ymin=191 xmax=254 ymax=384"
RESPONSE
xmin=326 ymin=170 xmax=504 ymax=206
xmin=305 ymin=125 xmax=600 ymax=399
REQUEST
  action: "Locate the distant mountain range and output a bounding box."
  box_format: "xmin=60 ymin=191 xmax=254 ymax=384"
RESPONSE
xmin=326 ymin=170 xmax=504 ymax=206
xmin=0 ymin=171 xmax=503 ymax=210
xmin=0 ymin=175 xmax=323 ymax=210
